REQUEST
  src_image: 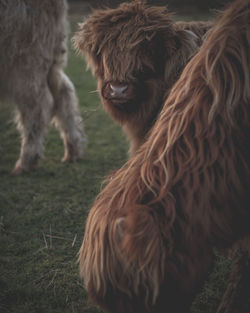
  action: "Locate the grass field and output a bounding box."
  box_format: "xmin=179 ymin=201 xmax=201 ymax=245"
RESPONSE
xmin=0 ymin=9 xmax=232 ymax=313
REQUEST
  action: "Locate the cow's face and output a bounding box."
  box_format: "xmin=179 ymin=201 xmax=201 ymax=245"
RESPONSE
xmin=95 ymin=34 xmax=169 ymax=119
xmin=74 ymin=2 xmax=178 ymax=122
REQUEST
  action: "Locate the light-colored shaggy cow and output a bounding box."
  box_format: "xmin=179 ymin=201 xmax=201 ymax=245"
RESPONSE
xmin=0 ymin=0 xmax=86 ymax=174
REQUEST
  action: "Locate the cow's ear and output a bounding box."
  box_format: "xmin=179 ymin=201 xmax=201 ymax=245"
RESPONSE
xmin=163 ymin=30 xmax=199 ymax=88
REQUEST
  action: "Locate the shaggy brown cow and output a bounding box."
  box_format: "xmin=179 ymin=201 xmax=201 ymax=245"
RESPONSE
xmin=78 ymin=0 xmax=250 ymax=312
xmin=74 ymin=1 xmax=211 ymax=155
xmin=0 ymin=0 xmax=86 ymax=174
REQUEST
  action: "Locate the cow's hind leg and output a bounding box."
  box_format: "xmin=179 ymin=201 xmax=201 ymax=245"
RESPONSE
xmin=49 ymin=65 xmax=86 ymax=163
xmin=13 ymin=84 xmax=53 ymax=174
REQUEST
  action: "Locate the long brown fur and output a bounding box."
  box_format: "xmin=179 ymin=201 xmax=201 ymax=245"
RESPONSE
xmin=78 ymin=0 xmax=250 ymax=312
xmin=0 ymin=0 xmax=86 ymax=174
xmin=74 ymin=1 xmax=211 ymax=155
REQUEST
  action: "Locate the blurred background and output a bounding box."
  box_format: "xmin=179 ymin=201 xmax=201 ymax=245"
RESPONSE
xmin=68 ymin=0 xmax=232 ymax=16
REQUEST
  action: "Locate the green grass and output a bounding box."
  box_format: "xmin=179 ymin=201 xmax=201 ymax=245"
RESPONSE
xmin=0 ymin=15 xmax=230 ymax=313
xmin=0 ymin=21 xmax=127 ymax=313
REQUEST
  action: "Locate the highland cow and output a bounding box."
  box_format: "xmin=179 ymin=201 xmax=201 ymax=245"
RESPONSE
xmin=74 ymin=1 xmax=211 ymax=155
xmin=78 ymin=0 xmax=250 ymax=312
xmin=0 ymin=0 xmax=86 ymax=174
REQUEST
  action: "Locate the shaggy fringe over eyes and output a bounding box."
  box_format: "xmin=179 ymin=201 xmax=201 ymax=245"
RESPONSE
xmin=79 ymin=0 xmax=250 ymax=310
xmin=73 ymin=1 xmax=176 ymax=79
